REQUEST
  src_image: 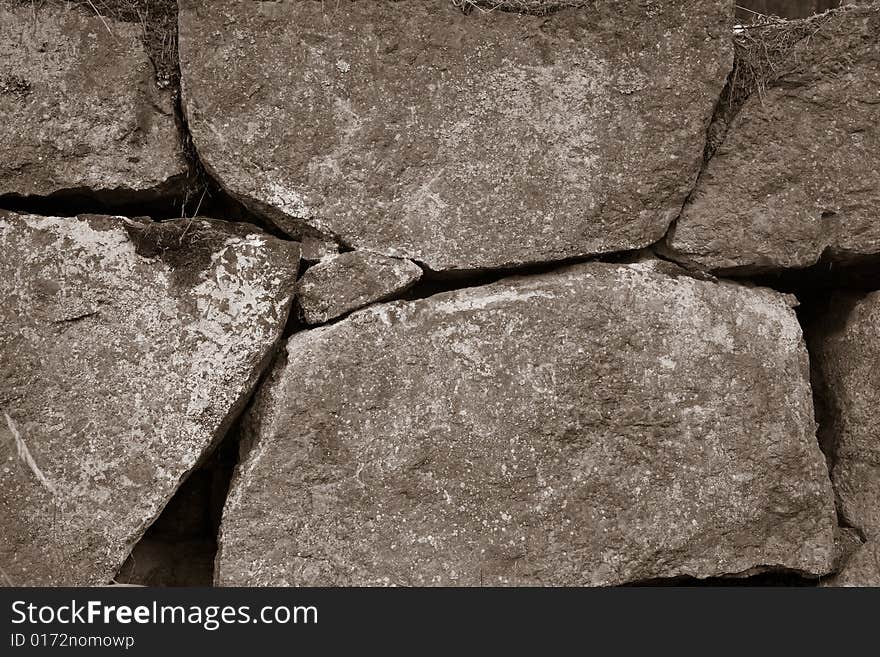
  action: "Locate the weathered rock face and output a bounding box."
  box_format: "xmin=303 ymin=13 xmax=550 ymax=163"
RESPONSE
xmin=665 ymin=7 xmax=880 ymax=274
xmin=832 ymin=526 xmax=864 ymax=573
xmin=808 ymin=291 xmax=880 ymax=541
xmin=178 ymin=0 xmax=733 ymax=272
xmin=300 ymin=235 xmax=341 ymax=264
xmin=0 ymin=212 xmax=299 ymax=586
xmin=823 ymin=540 xmax=880 ymax=587
xmin=0 ymin=3 xmax=187 ymax=200
xmin=297 ymin=252 xmax=423 ymax=325
xmin=216 ymin=260 xmax=835 ymax=586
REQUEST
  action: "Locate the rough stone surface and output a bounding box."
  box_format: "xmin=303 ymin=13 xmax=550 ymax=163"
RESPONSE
xmin=179 ymin=0 xmax=732 ymax=272
xmin=216 ymin=260 xmax=835 ymax=586
xmin=0 ymin=211 xmax=299 ymax=586
xmin=300 ymin=235 xmax=341 ymax=263
xmin=808 ymin=291 xmax=880 ymax=541
xmin=823 ymin=540 xmax=880 ymax=587
xmin=665 ymin=7 xmax=880 ymax=274
xmin=0 ymin=3 xmax=187 ymax=200
xmin=297 ymin=252 xmax=423 ymax=325
xmin=832 ymin=526 xmax=864 ymax=573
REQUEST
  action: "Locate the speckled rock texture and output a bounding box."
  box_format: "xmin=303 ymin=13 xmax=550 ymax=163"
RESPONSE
xmin=665 ymin=6 xmax=880 ymax=274
xmin=297 ymin=252 xmax=423 ymax=325
xmin=0 ymin=211 xmax=299 ymax=586
xmin=0 ymin=3 xmax=187 ymax=199
xmin=216 ymin=260 xmax=836 ymax=586
xmin=831 ymin=526 xmax=864 ymax=573
xmin=178 ymin=0 xmax=733 ymax=272
xmin=823 ymin=540 xmax=880 ymax=587
xmin=807 ymin=291 xmax=880 ymax=541
xmin=465 ymin=1 xmax=591 ymax=12
xmin=300 ymin=235 xmax=341 ymax=263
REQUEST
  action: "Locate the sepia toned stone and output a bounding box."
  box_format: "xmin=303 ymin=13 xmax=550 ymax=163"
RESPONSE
xmin=0 ymin=211 xmax=299 ymax=585
xmin=297 ymin=251 xmax=422 ymax=324
xmin=0 ymin=3 xmax=187 ymax=201
xmin=665 ymin=7 xmax=880 ymax=273
xmin=179 ymin=0 xmax=733 ymax=272
xmin=217 ymin=260 xmax=835 ymax=586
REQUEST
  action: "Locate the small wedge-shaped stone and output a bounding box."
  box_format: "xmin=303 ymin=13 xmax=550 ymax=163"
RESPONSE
xmin=0 ymin=3 xmax=186 ymax=199
xmin=665 ymin=7 xmax=880 ymax=274
xmin=297 ymin=252 xmax=423 ymax=325
xmin=217 ymin=260 xmax=835 ymax=586
xmin=808 ymin=291 xmax=880 ymax=541
xmin=178 ymin=0 xmax=732 ymax=272
xmin=0 ymin=212 xmax=299 ymax=585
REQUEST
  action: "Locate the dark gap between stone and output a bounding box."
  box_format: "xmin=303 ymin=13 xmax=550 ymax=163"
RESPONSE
xmin=111 ymin=335 xmax=292 ymax=586
xmin=113 ymin=420 xmax=240 ymax=587
xmin=735 ymin=1 xmax=843 ymax=22
xmin=0 ymin=0 xmax=293 ymax=243
xmin=10 ymin=0 xmax=870 ymax=587
xmin=786 ymin=258 xmax=879 ymax=568
xmin=626 ymin=570 xmax=819 ymax=587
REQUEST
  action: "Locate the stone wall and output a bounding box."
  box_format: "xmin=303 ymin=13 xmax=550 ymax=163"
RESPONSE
xmin=1 ymin=0 xmax=878 ymax=587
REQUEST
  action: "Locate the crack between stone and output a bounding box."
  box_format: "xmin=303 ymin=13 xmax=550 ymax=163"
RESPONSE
xmin=1 ymin=39 xmax=852 ymax=311
xmin=650 ymin=33 xmax=737 ymax=277
xmin=7 ymin=1 xmax=876 ymax=587
xmin=111 ymin=332 xmax=289 ymax=586
xmin=625 ymin=565 xmax=823 ymax=587
xmin=105 ymin=27 xmax=300 ymax=578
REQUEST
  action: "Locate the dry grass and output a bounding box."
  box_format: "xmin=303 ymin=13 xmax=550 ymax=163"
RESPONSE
xmin=122 ymin=218 xmax=234 ymax=284
xmin=730 ymin=7 xmax=840 ymax=104
xmin=705 ymin=5 xmax=847 ymax=158
xmin=452 ymin=0 xmax=589 ymax=14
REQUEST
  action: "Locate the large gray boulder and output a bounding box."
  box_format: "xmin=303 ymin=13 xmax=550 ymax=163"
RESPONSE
xmin=665 ymin=7 xmax=880 ymax=274
xmin=216 ymin=260 xmax=835 ymax=586
xmin=808 ymin=291 xmax=880 ymax=541
xmin=178 ymin=0 xmax=733 ymax=272
xmin=0 ymin=212 xmax=299 ymax=585
xmin=0 ymin=3 xmax=187 ymax=200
